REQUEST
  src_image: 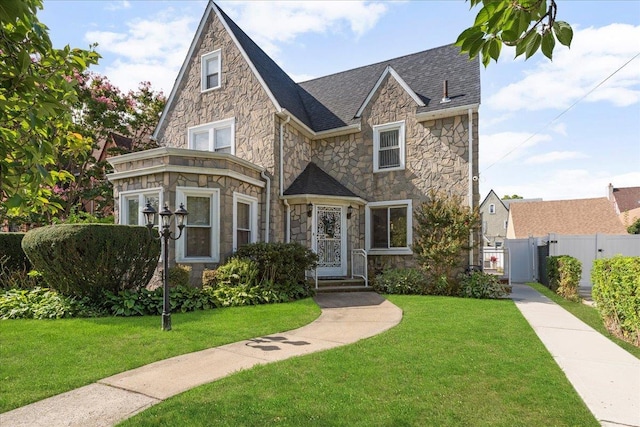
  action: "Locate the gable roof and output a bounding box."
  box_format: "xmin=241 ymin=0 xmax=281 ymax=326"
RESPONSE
xmin=480 ymin=189 xmax=507 ymax=210
xmin=611 ymin=186 xmax=640 ymax=213
xmin=284 ymin=162 xmax=360 ymax=198
xmin=508 ymin=198 xmax=628 ymax=238
xmin=155 ymin=1 xmax=480 ymax=138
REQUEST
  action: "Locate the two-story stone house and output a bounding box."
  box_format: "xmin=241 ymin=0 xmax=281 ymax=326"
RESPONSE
xmin=107 ymin=1 xmax=481 ymax=285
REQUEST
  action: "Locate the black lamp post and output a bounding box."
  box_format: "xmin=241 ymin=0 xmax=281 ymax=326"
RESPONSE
xmin=143 ymin=202 xmax=188 ymax=331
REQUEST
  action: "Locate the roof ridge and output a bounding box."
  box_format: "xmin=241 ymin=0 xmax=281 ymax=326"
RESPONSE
xmin=298 ymin=43 xmax=457 ymax=84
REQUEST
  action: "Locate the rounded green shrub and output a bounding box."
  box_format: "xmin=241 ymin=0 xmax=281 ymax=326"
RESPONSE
xmin=459 ymin=271 xmax=510 ymax=299
xmin=21 ymin=224 xmax=160 ymax=300
xmin=373 ymin=268 xmax=427 ymax=295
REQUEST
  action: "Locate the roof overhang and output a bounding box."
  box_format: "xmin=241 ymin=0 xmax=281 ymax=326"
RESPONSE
xmin=282 ymin=194 xmax=367 ymax=206
xmin=277 ymin=110 xmax=361 ymax=140
xmin=415 ymin=103 xmax=480 ymax=122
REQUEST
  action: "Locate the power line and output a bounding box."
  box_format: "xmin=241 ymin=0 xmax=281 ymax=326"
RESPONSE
xmin=481 ymin=51 xmax=640 ymax=174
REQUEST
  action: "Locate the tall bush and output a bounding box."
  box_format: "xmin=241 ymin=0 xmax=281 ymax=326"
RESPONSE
xmin=22 ymin=224 xmax=160 ymax=300
xmin=234 ymin=242 xmax=318 ymax=299
xmin=412 ymin=190 xmax=479 ymax=295
xmin=592 ymin=256 xmax=640 ymax=346
xmin=547 ymin=255 xmax=581 ymax=301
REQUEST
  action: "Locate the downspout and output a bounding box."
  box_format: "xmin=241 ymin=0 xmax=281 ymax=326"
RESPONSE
xmin=279 ymin=115 xmax=291 ymax=243
xmin=261 ymin=170 xmax=271 ymax=243
xmin=468 ymin=108 xmax=475 ymax=266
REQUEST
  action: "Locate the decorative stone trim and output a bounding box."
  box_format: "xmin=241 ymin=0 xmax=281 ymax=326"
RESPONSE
xmin=108 ymin=165 xmax=265 ymax=188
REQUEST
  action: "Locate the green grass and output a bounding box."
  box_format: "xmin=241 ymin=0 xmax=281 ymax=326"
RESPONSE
xmin=121 ymin=296 xmax=597 ymax=427
xmin=528 ymin=282 xmax=640 ymax=359
xmin=0 ymin=299 xmax=321 ymax=413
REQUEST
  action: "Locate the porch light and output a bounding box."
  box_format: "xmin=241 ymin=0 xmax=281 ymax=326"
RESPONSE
xmin=347 ymin=205 xmax=353 ymax=219
xmin=142 ymin=202 xmax=157 ymax=227
xmin=307 ymin=202 xmax=313 ymax=217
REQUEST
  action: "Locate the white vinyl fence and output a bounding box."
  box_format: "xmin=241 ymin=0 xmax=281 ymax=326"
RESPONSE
xmin=505 ymin=234 xmax=640 ymax=287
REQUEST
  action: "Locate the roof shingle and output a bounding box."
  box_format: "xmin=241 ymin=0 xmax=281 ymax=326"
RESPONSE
xmin=509 ymin=198 xmax=628 ymax=238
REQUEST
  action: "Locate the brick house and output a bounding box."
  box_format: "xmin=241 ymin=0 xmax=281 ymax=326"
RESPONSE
xmin=107 ymin=1 xmax=481 ymax=284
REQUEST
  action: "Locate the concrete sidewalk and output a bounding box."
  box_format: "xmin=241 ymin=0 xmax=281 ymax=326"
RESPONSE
xmin=0 ymin=292 xmax=402 ymax=427
xmin=511 ymin=284 xmax=640 ymax=427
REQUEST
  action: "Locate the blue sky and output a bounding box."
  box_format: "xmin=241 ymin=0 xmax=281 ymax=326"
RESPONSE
xmin=40 ymin=0 xmax=640 ymax=202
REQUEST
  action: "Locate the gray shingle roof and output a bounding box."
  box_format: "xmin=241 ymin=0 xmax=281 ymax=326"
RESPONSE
xmin=284 ymin=162 xmax=360 ymax=198
xmin=214 ymin=2 xmax=480 ymax=133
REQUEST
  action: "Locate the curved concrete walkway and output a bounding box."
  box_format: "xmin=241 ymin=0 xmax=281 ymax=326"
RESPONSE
xmin=0 ymin=292 xmax=402 ymax=427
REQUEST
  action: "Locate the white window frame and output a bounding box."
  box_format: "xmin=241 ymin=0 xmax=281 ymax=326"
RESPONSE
xmin=489 ymin=203 xmax=496 ymax=214
xmin=232 ymin=192 xmax=258 ymax=252
xmin=201 ymin=49 xmax=221 ymax=92
xmin=119 ymin=188 xmax=163 ymax=229
xmin=373 ymin=120 xmax=406 ymax=173
xmin=175 ymin=187 xmax=220 ymax=263
xmin=188 ymin=118 xmax=235 ymax=154
xmin=365 ymin=199 xmax=413 ymax=255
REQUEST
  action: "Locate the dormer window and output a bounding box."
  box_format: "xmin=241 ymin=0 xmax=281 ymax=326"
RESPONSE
xmin=201 ymin=50 xmax=221 ymax=91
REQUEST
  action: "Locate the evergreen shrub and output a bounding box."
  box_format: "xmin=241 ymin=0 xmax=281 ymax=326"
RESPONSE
xmin=592 ymin=256 xmax=640 ymax=346
xmin=459 ymin=271 xmax=510 ymax=299
xmin=373 ymin=268 xmax=426 ymax=295
xmin=21 ymin=224 xmax=160 ymax=300
xmin=547 ymin=255 xmax=581 ymax=301
xmin=0 ymin=232 xmax=30 ymax=272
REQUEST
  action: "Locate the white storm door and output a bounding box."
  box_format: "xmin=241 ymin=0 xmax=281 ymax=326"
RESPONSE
xmin=313 ymin=205 xmax=347 ymax=277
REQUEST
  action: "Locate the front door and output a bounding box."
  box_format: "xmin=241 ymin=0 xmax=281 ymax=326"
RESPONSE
xmin=313 ymin=205 xmax=347 ymax=277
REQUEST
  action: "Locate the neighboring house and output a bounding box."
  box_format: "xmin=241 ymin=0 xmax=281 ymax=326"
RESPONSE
xmin=479 ymin=190 xmax=542 ymax=247
xmin=608 ymin=183 xmax=640 ymax=228
xmin=92 ymin=133 xmax=134 ymax=164
xmin=479 ymin=190 xmax=508 ymax=247
xmin=107 ymin=1 xmax=481 ymax=283
xmin=506 ymin=198 xmax=628 ymax=239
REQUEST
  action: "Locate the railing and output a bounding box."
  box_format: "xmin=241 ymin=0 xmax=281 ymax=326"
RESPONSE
xmin=351 ymin=249 xmax=368 ymax=286
xmin=306 ymin=267 xmax=318 ymax=289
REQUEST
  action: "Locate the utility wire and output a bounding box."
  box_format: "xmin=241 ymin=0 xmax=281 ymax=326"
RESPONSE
xmin=481 ymin=51 xmax=640 ymax=174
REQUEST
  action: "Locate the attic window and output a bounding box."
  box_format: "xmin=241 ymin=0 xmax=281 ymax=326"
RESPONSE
xmin=373 ymin=121 xmax=405 ymax=173
xmin=201 ymin=50 xmax=221 ymax=91
xmin=489 ymin=204 xmax=496 ymax=214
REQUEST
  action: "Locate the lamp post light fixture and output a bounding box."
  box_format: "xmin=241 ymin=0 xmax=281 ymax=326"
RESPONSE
xmin=142 ymin=202 xmax=188 ymax=331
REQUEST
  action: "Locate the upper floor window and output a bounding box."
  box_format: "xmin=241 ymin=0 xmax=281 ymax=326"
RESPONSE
xmin=188 ymin=118 xmax=235 ymax=154
xmin=373 ymin=121 xmax=405 ymax=173
xmin=119 ymin=189 xmax=162 ymax=228
xmin=201 ymin=50 xmax=221 ymax=91
xmin=489 ymin=203 xmax=496 ymax=214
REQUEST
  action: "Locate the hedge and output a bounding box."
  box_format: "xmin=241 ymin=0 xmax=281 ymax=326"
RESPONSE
xmin=0 ymin=232 xmax=30 ymax=272
xmin=547 ymin=255 xmax=581 ymax=302
xmin=592 ymin=256 xmax=640 ymax=346
xmin=22 ymin=224 xmax=160 ymax=300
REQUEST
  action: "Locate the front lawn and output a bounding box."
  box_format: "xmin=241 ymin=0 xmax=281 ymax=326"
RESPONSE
xmin=121 ymin=296 xmax=597 ymax=427
xmin=0 ymin=299 xmax=321 ymax=413
xmin=528 ymin=282 xmax=640 ymax=359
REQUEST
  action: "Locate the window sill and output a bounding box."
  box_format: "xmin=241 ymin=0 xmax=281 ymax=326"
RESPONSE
xmin=176 ymin=256 xmax=219 ymax=263
xmin=201 ymin=86 xmax=221 ymax=93
xmin=373 ymin=166 xmax=405 ymax=174
xmin=366 ymin=248 xmax=413 ymax=256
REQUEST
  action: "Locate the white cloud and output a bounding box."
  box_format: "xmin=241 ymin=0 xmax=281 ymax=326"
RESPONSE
xmin=480 ymin=131 xmax=552 ymax=169
xmin=105 ymin=1 xmax=131 ymax=11
xmin=223 ymin=1 xmax=388 ymax=57
xmin=549 ymin=122 xmax=567 ymax=136
xmin=85 ymin=9 xmax=196 ymax=93
xmin=487 ymin=23 xmax=640 ymax=112
xmin=525 ymin=151 xmax=588 ymax=164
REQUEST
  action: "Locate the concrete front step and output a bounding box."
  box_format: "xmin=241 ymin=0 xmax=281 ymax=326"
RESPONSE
xmin=311 ymin=278 xmax=373 ymax=293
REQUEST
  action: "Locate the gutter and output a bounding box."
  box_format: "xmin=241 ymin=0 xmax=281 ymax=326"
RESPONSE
xmin=261 ymin=170 xmax=271 ymax=243
xmin=280 ymin=115 xmax=291 ymax=243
